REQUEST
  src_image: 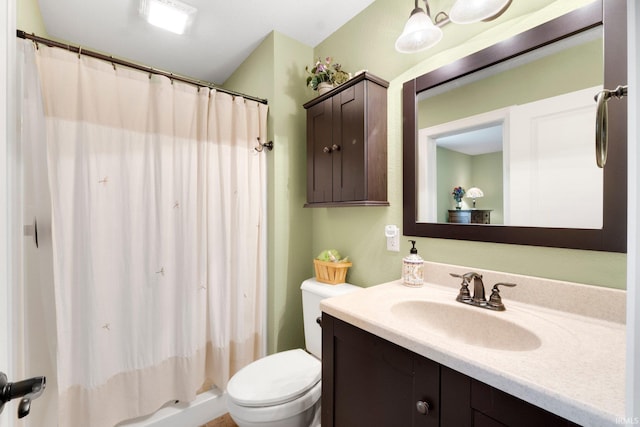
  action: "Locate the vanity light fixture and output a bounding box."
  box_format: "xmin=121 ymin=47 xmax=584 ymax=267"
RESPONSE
xmin=449 ymin=0 xmax=512 ymax=24
xmin=395 ymin=0 xmax=443 ymax=54
xmin=395 ymin=0 xmax=512 ymax=53
xmin=466 ymin=187 xmax=484 ymax=208
xmin=139 ymin=0 xmax=197 ymax=35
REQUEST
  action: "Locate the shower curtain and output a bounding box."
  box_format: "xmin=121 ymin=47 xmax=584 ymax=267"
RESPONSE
xmin=20 ymin=39 xmax=267 ymax=427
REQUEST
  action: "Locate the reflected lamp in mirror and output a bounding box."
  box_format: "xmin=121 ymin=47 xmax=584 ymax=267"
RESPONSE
xmin=395 ymin=0 xmax=512 ymax=53
xmin=466 ymin=187 xmax=484 ymax=208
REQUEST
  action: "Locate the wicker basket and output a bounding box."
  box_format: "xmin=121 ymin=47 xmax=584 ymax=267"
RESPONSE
xmin=313 ymin=259 xmax=352 ymax=285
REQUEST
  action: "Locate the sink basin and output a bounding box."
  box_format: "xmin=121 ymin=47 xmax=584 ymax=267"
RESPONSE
xmin=391 ymin=300 xmax=542 ymax=351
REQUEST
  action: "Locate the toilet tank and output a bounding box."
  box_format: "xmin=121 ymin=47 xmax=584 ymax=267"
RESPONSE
xmin=301 ymin=278 xmax=360 ymax=359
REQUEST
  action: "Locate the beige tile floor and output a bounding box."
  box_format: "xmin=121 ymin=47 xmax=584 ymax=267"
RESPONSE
xmin=201 ymin=413 xmax=238 ymax=427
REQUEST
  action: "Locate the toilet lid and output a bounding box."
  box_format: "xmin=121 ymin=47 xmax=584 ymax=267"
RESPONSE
xmin=227 ymin=349 xmax=321 ymax=407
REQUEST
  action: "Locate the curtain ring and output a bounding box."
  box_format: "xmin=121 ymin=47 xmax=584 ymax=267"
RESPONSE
xmin=77 ymin=46 xmax=82 ymax=59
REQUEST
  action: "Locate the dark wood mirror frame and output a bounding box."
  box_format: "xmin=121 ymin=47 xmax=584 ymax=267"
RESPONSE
xmin=402 ymin=0 xmax=627 ymax=252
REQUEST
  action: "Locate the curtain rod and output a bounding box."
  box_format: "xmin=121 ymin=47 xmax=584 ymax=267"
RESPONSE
xmin=16 ymin=30 xmax=268 ymax=105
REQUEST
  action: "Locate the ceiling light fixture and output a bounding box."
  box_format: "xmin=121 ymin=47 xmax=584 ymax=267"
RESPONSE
xmin=395 ymin=0 xmax=512 ymax=53
xmin=139 ymin=0 xmax=197 ymax=35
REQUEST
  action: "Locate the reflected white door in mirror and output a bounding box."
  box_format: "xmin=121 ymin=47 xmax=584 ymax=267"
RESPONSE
xmin=418 ymin=85 xmax=603 ymax=229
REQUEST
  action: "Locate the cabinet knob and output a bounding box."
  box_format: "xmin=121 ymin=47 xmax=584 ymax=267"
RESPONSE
xmin=323 ymin=146 xmax=332 ymax=153
xmin=331 ymin=144 xmax=341 ymax=151
xmin=416 ymin=400 xmax=430 ymax=415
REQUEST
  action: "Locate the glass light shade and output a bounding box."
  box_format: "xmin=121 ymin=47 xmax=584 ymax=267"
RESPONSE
xmin=466 ymin=187 xmax=484 ymax=198
xmin=449 ymin=0 xmax=511 ymax=24
xmin=395 ymin=9 xmax=443 ymax=53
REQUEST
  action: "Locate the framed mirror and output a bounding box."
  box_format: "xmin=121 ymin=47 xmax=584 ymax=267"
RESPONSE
xmin=402 ymin=0 xmax=627 ymax=252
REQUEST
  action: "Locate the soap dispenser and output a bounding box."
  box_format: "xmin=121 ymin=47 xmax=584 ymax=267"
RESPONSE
xmin=403 ymin=240 xmax=424 ymax=287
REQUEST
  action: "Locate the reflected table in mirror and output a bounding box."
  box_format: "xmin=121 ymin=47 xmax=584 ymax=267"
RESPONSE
xmin=448 ymin=209 xmax=492 ymax=224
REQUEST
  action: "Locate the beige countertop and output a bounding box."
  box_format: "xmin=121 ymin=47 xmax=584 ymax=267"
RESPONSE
xmin=320 ymin=263 xmax=626 ymax=427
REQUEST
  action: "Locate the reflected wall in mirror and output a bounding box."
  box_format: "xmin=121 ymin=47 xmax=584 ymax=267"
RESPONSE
xmin=402 ymin=0 xmax=627 ymax=252
xmin=417 ymin=29 xmax=603 ymax=229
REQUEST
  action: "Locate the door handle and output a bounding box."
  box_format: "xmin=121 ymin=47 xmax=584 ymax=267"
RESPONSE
xmin=0 ymin=372 xmax=46 ymax=419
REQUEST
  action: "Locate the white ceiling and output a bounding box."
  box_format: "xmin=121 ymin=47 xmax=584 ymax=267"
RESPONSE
xmin=436 ymin=125 xmax=503 ymax=156
xmin=36 ymin=0 xmax=376 ymax=84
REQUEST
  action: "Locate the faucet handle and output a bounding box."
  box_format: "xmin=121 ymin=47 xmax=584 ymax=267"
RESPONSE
xmin=488 ymin=283 xmax=517 ymax=311
xmin=450 ymin=273 xmax=472 ymax=302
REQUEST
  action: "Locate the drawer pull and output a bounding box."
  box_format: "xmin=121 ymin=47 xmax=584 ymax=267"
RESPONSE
xmin=323 ymin=146 xmax=331 ymax=154
xmin=416 ymin=400 xmax=430 ymax=415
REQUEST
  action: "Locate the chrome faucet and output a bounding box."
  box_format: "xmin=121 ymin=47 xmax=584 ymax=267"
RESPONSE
xmin=450 ymin=272 xmax=516 ymax=311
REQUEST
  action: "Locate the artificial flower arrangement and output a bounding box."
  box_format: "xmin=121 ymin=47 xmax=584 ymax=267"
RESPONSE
xmin=452 ymin=186 xmax=465 ymax=203
xmin=305 ymin=57 xmax=351 ymax=91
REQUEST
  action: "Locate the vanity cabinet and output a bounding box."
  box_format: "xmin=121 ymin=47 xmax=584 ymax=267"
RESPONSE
xmin=322 ymin=314 xmax=580 ymax=427
xmin=303 ymin=73 xmax=389 ymax=207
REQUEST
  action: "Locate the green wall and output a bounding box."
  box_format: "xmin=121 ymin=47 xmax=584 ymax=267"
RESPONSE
xmin=436 ymin=147 xmax=470 ymax=222
xmin=311 ymin=0 xmax=625 ymax=290
xmin=17 ymin=0 xmax=46 ymax=34
xmin=471 ymin=152 xmax=503 ymax=224
xmin=418 ymin=37 xmax=603 ymax=127
xmin=224 ymin=33 xmax=314 ymax=354
xmin=22 ymin=0 xmax=625 ymax=359
xmin=223 ymin=0 xmax=624 ymax=353
xmin=435 ymin=149 xmax=502 ymax=223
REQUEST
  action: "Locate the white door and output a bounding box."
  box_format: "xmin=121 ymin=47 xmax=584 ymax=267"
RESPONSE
xmin=508 ymin=85 xmax=603 ymax=229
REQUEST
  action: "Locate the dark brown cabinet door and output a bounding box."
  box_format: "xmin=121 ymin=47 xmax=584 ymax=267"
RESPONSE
xmin=304 ymin=73 xmax=388 ymax=207
xmin=332 ymin=81 xmax=365 ymax=202
xmin=306 ymin=97 xmax=333 ymax=203
xmin=470 ymin=380 xmax=580 ymax=427
xmin=441 ymin=366 xmax=472 ymax=427
xmin=331 ymin=317 xmax=415 ymax=427
xmin=323 ymin=313 xmax=580 ymax=427
xmin=412 ymin=354 xmax=440 ymax=427
xmin=323 ymin=315 xmax=439 ymax=427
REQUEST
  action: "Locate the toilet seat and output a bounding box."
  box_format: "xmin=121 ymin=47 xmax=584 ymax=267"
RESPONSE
xmin=227 ymin=349 xmax=321 ymax=407
xmin=227 ymin=379 xmax=321 ymax=424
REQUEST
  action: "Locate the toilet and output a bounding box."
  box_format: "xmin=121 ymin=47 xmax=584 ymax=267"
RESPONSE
xmin=226 ymin=278 xmax=360 ymax=427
